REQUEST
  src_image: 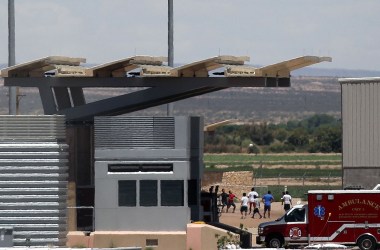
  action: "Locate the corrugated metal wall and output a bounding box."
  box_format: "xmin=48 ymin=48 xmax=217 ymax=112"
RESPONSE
xmin=0 ymin=115 xmax=68 ymax=247
xmin=95 ymin=116 xmax=175 ymax=149
xmin=340 ymin=78 xmax=380 ymax=189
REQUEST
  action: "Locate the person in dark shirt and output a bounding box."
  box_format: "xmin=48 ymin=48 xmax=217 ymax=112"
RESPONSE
xmin=220 ymin=189 xmax=229 ymax=212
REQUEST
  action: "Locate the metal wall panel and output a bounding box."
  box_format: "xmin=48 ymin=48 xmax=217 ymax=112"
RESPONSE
xmin=94 ymin=116 xmax=175 ymax=149
xmin=0 ymin=115 xmax=68 ymax=247
xmin=0 ymin=115 xmax=66 ymax=140
xmin=340 ymin=78 xmax=380 ymax=189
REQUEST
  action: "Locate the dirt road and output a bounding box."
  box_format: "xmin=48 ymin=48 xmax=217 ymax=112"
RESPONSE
xmin=219 ymin=200 xmax=302 ymax=247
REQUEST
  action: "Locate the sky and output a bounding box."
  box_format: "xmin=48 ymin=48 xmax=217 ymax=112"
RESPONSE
xmin=0 ymin=0 xmax=379 ymax=71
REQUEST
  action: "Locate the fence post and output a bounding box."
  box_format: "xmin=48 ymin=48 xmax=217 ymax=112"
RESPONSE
xmin=253 ymin=165 xmax=256 ymax=186
xmin=278 ymin=173 xmax=281 ymax=185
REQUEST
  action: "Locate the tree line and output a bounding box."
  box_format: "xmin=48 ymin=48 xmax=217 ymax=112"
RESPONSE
xmin=205 ymin=114 xmax=341 ymax=154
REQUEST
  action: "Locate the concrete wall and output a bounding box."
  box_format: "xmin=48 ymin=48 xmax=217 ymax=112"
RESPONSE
xmin=67 ymin=224 xmax=235 ymax=250
xmin=187 ymin=223 xmax=238 ymax=250
xmin=340 ymin=78 xmax=380 ymax=189
xmin=67 ymin=231 xmax=186 ymax=250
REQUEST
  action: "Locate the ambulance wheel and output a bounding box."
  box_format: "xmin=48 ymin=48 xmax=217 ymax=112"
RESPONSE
xmin=357 ymin=235 xmax=376 ymax=250
xmin=266 ymin=235 xmax=283 ymax=248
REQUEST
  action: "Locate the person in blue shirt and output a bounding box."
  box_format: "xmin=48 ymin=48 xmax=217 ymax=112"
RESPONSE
xmin=262 ymin=190 xmax=274 ymax=218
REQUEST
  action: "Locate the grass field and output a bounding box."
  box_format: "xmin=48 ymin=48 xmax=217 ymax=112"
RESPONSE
xmin=262 ymin=185 xmax=342 ymax=201
xmin=204 ymin=153 xmax=342 ymax=177
xmin=203 ymin=154 xmax=343 ymax=198
xmin=204 ymin=153 xmax=341 ymax=166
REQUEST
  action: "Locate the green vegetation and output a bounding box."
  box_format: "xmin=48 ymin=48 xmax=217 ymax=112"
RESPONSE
xmin=204 ymin=153 xmax=342 ymax=177
xmin=215 ymin=231 xmax=240 ymax=249
xmin=205 ymin=114 xmax=342 ymax=154
xmin=265 ymin=185 xmax=342 ymax=201
xmin=204 ymin=153 xmax=341 ymax=172
xmin=205 ymin=153 xmax=341 ymax=164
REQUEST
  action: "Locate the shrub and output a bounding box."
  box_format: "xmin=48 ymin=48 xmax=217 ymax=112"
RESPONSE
xmin=247 ymin=144 xmax=260 ymax=154
xmin=268 ymin=142 xmax=295 ymax=153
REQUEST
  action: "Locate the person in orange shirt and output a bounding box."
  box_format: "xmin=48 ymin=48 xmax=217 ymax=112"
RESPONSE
xmin=226 ymin=190 xmax=236 ymax=213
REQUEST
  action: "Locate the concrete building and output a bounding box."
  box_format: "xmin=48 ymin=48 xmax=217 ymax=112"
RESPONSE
xmin=94 ymin=116 xmax=203 ymax=231
xmin=340 ymin=77 xmax=380 ymax=189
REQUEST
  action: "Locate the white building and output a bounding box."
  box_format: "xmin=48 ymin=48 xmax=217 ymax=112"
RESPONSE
xmin=94 ymin=116 xmax=203 ymax=231
xmin=340 ymin=77 xmax=380 ymax=189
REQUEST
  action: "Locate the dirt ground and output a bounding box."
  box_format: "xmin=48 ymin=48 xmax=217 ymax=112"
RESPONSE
xmin=219 ymin=199 xmax=303 ymax=247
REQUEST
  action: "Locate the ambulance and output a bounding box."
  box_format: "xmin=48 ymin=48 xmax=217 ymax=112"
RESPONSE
xmin=256 ymin=187 xmax=380 ymax=250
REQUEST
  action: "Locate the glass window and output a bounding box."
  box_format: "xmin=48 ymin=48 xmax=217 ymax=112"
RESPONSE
xmin=140 ymin=180 xmax=158 ymax=206
xmin=118 ymin=180 xmax=136 ymax=206
xmin=161 ymin=180 xmax=184 ymax=206
xmin=285 ymin=208 xmax=305 ymax=222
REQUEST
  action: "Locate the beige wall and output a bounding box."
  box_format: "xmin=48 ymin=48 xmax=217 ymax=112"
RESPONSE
xmin=67 ymin=231 xmax=186 ymax=250
xmin=67 ymin=232 xmax=93 ymax=248
xmin=67 ymin=224 xmax=237 ymax=250
xmin=186 ymin=223 xmax=239 ymax=250
xmin=202 ymin=171 xmax=224 ymax=187
xmin=202 ymin=171 xmax=254 ymax=197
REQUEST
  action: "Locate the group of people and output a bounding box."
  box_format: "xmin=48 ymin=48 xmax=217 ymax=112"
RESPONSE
xmin=219 ymin=188 xmax=293 ymax=219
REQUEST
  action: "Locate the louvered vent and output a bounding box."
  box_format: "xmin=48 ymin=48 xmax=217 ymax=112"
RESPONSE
xmin=95 ymin=117 xmax=175 ymax=149
xmin=0 ymin=115 xmax=66 ymax=141
xmin=0 ymin=115 xmax=68 ymax=247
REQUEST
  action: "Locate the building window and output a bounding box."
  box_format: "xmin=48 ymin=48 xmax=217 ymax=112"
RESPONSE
xmin=161 ymin=180 xmax=184 ymax=206
xmin=140 ymin=180 xmax=157 ymax=206
xmin=118 ymin=180 xmax=136 ymax=206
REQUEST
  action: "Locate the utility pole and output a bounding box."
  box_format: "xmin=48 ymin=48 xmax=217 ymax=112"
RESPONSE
xmin=167 ymin=0 xmax=174 ymax=116
xmin=8 ymin=0 xmax=17 ymax=115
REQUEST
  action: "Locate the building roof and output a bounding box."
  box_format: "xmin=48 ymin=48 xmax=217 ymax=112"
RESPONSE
xmin=0 ymin=55 xmax=332 ymax=78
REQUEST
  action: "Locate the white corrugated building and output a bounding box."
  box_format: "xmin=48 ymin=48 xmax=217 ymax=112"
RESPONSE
xmin=340 ymin=77 xmax=380 ymax=189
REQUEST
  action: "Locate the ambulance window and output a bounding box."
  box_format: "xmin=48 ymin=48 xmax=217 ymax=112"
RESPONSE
xmin=285 ymin=208 xmax=305 ymax=222
xmin=316 ymin=194 xmax=322 ymax=201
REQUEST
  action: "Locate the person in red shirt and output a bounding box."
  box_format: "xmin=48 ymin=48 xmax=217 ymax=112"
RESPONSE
xmin=226 ymin=190 xmax=236 ymax=213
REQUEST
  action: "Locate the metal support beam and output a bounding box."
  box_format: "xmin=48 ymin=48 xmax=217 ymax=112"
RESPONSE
xmin=70 ymin=87 xmax=86 ymax=106
xmin=5 ymin=76 xmax=290 ymax=122
xmin=4 ymin=76 xmax=290 ymax=88
xmin=57 ymin=85 xmax=224 ymax=121
xmin=53 ymin=87 xmax=72 ymax=110
xmin=38 ymin=86 xmax=57 ymax=114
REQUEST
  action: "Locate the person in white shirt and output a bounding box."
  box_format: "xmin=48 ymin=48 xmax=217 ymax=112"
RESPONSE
xmin=251 ymin=195 xmax=263 ymax=219
xmin=281 ymin=191 xmax=292 ymax=212
xmin=240 ymin=193 xmax=249 ymax=219
xmin=247 ymin=187 xmax=259 ymax=214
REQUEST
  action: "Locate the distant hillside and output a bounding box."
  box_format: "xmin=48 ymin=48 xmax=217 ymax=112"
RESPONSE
xmin=292 ymin=67 xmax=380 ymax=78
xmin=0 ymin=76 xmax=341 ymax=124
